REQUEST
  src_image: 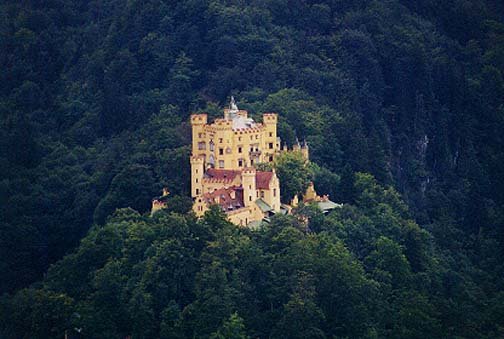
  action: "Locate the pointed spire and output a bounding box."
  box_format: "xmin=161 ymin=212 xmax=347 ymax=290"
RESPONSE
xmin=293 ymin=137 xmax=301 ymax=150
xmin=230 ymin=96 xmax=238 ymax=111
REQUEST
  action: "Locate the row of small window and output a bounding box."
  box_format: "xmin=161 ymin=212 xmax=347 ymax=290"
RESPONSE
xmin=212 ymin=156 xmax=273 ymax=169
xmin=237 ymin=156 xmax=274 ymax=167
xmin=196 ymin=188 xmax=276 ymax=198
xmin=255 ymin=189 xmax=277 ymax=198
xmin=198 ymin=143 xmax=274 ymax=151
xmin=199 ymin=132 xmax=273 ymax=140
xmin=194 ymin=155 xmax=273 ymax=170
xmin=235 ymin=159 xmax=254 ymax=167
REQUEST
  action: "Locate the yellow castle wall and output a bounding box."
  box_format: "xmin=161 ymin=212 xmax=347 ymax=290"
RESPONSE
xmin=227 ymin=204 xmax=265 ymax=227
xmin=190 ymin=156 xmax=204 ymax=198
xmin=190 ymin=113 xmax=279 ymax=171
xmin=190 ymin=108 xmax=283 ymax=227
xmin=261 ymin=174 xmax=281 ymax=212
xmin=192 ymin=196 xmax=209 ymax=217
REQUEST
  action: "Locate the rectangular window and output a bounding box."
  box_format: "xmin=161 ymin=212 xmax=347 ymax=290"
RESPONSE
xmin=219 ymin=138 xmax=223 ymax=143
xmin=238 ymin=160 xmax=243 ymax=167
xmin=273 ymin=188 xmax=277 ymax=197
xmin=219 ymin=160 xmax=224 ymax=168
xmin=198 ymin=142 xmax=206 ymax=150
xmin=196 ymin=178 xmax=198 ymax=183
xmin=219 ymin=148 xmax=224 ymax=155
xmin=269 ymin=156 xmax=273 ymax=162
xmin=196 ymin=188 xmax=200 ymax=195
xmin=269 ymin=142 xmax=273 ymax=149
xmin=261 ymin=191 xmax=265 ymax=198
xmin=269 ymin=132 xmax=273 ymax=137
xmin=256 ymin=135 xmax=259 ymax=139
xmin=238 ymin=147 xmax=242 ymax=153
xmin=251 ymin=159 xmax=254 ymax=165
xmin=256 ymin=191 xmax=259 ymax=198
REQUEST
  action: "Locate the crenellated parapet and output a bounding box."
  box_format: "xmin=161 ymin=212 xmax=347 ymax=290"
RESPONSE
xmin=262 ymin=113 xmax=278 ymax=124
xmin=279 ymin=138 xmax=310 ymax=161
xmin=190 ymin=113 xmax=208 ymax=125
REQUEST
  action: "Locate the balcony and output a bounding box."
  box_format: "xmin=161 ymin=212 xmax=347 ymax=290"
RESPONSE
xmin=249 ymin=149 xmax=262 ymax=157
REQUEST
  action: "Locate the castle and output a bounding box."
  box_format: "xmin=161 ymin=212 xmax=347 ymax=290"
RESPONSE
xmin=152 ymin=97 xmax=339 ymax=226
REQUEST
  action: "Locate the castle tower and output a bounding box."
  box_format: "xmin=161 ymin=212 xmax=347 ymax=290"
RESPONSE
xmin=301 ymin=140 xmax=309 ymax=160
xmin=190 ymin=113 xmax=208 ymax=158
xmin=151 ymin=188 xmax=170 ymax=215
xmin=191 ymin=156 xmax=204 ymax=198
xmin=262 ymin=113 xmax=278 ymax=162
xmin=270 ymin=169 xmax=281 ymax=212
xmin=242 ymin=167 xmax=257 ymax=208
xmin=303 ymin=182 xmax=317 ymax=202
xmin=293 ymin=137 xmax=301 ymax=151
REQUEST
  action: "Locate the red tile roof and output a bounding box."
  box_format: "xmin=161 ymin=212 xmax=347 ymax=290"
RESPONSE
xmin=203 ymin=186 xmax=244 ymax=211
xmin=204 ymin=169 xmax=273 ymax=190
xmin=256 ymin=171 xmax=273 ymax=189
xmin=206 ymin=168 xmax=241 ymax=181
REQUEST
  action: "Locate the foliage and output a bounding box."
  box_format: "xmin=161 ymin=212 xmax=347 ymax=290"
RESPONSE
xmin=210 ymin=313 xmax=249 ymax=339
xmin=274 ymin=151 xmax=313 ymax=203
xmin=2 ymin=174 xmax=502 ymax=338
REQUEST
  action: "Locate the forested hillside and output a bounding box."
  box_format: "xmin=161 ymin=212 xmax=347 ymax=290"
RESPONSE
xmin=1 ymin=0 xmax=503 ymax=337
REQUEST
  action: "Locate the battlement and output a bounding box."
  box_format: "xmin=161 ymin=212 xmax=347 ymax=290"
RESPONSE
xmin=151 ymin=199 xmax=167 ymax=215
xmin=202 ymin=177 xmax=234 ymax=184
xmin=190 ymin=155 xmax=205 ymax=163
xmin=191 ymin=114 xmax=208 ymax=125
xmin=213 ymin=118 xmax=233 ymax=129
xmin=233 ymin=126 xmax=264 ymax=133
xmin=242 ymin=167 xmax=257 ymax=175
xmin=281 ymin=139 xmax=310 ymax=160
xmin=263 ymin=113 xmax=278 ymax=123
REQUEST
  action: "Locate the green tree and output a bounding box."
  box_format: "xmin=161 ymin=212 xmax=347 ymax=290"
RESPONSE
xmin=365 ymin=237 xmax=412 ymax=288
xmin=274 ymin=151 xmax=313 ymax=203
xmin=210 ymin=312 xmax=250 ymax=339
xmin=93 ymin=165 xmax=158 ymax=224
xmin=274 ymin=272 xmax=326 ymax=339
xmin=167 ymin=52 xmax=199 ymax=112
xmin=0 ymin=288 xmax=73 ymax=338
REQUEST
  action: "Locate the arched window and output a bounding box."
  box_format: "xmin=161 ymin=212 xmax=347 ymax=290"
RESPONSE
xmin=209 ymin=140 xmax=215 ymax=151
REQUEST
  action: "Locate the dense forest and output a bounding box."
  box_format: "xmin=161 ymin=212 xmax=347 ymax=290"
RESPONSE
xmin=1 ymin=0 xmax=503 ymax=337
